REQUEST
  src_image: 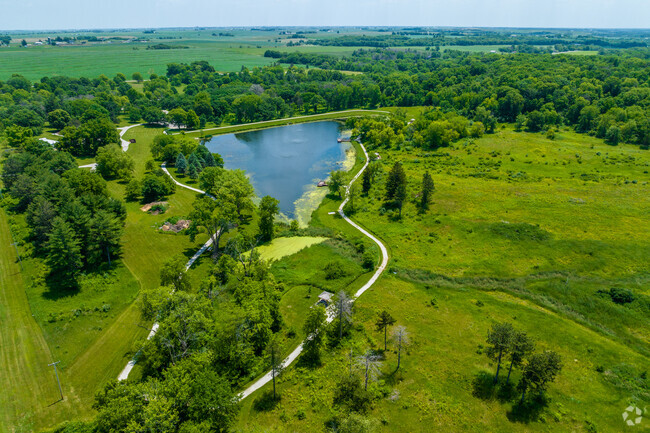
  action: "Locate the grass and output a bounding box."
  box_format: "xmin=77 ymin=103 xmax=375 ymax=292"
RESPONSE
xmin=254 ymin=236 xmax=328 ymax=262
xmin=238 ymin=274 xmax=649 ymax=432
xmin=236 ymin=126 xmax=650 ymax=432
xmin=0 ymin=210 xmax=84 ymax=433
xmin=0 ymin=28 xmax=361 ymax=81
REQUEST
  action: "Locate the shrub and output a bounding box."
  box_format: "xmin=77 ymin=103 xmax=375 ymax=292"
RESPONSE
xmin=362 ymin=250 xmax=375 ymax=270
xmin=324 ymin=261 xmax=346 ymax=280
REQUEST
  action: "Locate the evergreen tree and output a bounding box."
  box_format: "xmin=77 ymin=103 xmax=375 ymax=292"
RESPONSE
xmin=385 ymin=161 xmax=407 ymax=216
xmin=46 ymin=217 xmax=82 ymax=283
xmin=86 ymin=210 xmax=122 ymax=267
xmin=175 ymin=152 xmax=187 ymax=175
xmin=518 ymin=351 xmax=562 ymax=404
xmin=361 ymin=167 xmax=371 ymax=194
xmin=375 ymin=310 xmax=396 ymax=351
xmin=420 ymin=171 xmax=435 ymax=211
xmin=258 ymin=196 xmax=279 ymax=242
xmin=188 ymin=160 xmax=201 ymax=180
xmin=506 ymin=330 xmax=535 ymax=385
xmin=486 ymin=322 xmax=515 ymax=384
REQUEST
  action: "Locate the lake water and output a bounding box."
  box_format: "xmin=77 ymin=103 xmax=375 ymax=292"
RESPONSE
xmin=204 ymin=121 xmax=352 ymax=224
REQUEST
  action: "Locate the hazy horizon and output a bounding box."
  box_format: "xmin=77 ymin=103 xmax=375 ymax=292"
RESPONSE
xmin=4 ymin=0 xmax=649 ymax=31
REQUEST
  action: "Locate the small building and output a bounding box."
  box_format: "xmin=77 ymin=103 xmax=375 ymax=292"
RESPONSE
xmin=317 ymin=291 xmax=333 ymax=307
xmin=129 ymin=138 xmax=136 ymax=143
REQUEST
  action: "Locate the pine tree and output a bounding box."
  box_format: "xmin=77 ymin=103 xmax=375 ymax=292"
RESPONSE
xmin=361 ymin=167 xmax=371 ymax=194
xmin=176 ymin=153 xmax=187 ymax=175
xmin=385 ymin=162 xmax=407 ymax=216
xmin=188 ymin=160 xmax=201 ymax=180
xmin=203 ymin=151 xmax=217 ymax=167
xmin=46 ymin=217 xmax=82 ymax=283
xmin=375 ymin=311 xmax=396 ymax=351
xmin=420 ymin=171 xmax=435 ymax=211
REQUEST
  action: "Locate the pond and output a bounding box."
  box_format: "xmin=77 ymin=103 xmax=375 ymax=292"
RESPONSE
xmin=204 ymin=121 xmax=353 ymax=225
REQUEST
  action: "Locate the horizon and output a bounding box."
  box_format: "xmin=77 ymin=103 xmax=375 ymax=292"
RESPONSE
xmin=3 ymin=25 xmax=650 ymax=33
xmin=3 ymin=0 xmax=650 ymax=31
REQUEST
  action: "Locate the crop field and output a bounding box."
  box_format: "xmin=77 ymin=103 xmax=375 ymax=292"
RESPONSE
xmin=0 ymin=28 xmax=360 ymax=80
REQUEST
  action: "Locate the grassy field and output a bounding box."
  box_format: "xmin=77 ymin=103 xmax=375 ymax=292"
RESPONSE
xmin=0 ymin=28 xmax=359 ymax=80
xmin=235 ymin=126 xmax=650 ymax=432
xmin=254 ymin=236 xmax=327 ymax=262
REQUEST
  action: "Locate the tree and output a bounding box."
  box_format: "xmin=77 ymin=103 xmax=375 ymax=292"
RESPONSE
xmin=385 ymin=161 xmax=407 ymax=216
xmin=167 ymin=108 xmax=188 ymax=129
xmin=357 ymin=350 xmax=382 ymax=390
xmin=21 ymin=39 xmax=27 ymax=47
xmin=189 ymin=196 xmax=237 ymax=259
xmin=46 ymin=217 xmax=82 ymax=283
xmin=605 ymin=125 xmax=621 ymax=145
xmin=269 ymin=340 xmax=284 ymax=400
xmin=329 ymin=170 xmax=345 ymax=199
xmin=337 ymin=413 xmax=379 ymax=433
xmin=125 ymin=179 xmax=141 ymax=202
xmin=141 ymin=173 xmax=175 ymax=202
xmin=218 ymin=169 xmax=255 ymax=218
xmin=303 ymin=305 xmax=326 ymax=363
xmin=86 ymin=210 xmax=122 ymax=267
xmin=506 ymin=330 xmax=535 ymax=385
xmin=175 ymin=153 xmax=187 ymax=175
xmin=4 ymin=125 xmax=33 ymax=148
xmin=160 ymin=255 xmax=190 ymax=291
xmin=142 ymin=107 xmax=165 ymax=125
xmin=420 ymin=171 xmax=435 ymax=211
xmin=131 ymin=72 xmax=143 ymax=82
xmin=361 ymin=167 xmax=371 ymax=194
xmin=486 ymin=322 xmax=515 ymax=384
xmin=258 ymin=195 xmax=279 ymax=242
xmin=334 ymin=291 xmax=353 ymax=341
xmin=188 ymin=160 xmax=200 ymax=179
xmin=517 ymin=351 xmax=562 ymax=404
xmin=375 ymin=311 xmax=396 ymax=351
xmin=47 ymin=109 xmax=71 ymax=131
xmin=96 ymin=144 xmax=135 ymax=180
xmin=186 ymin=109 xmax=200 ymax=130
xmin=392 ymin=325 xmax=409 ymax=370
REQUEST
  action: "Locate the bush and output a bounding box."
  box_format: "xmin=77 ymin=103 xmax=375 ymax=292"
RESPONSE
xmin=597 ymin=287 xmax=635 ymax=305
xmin=324 ymin=261 xmax=346 ymax=280
xmin=362 ymin=250 xmax=375 ymax=270
xmin=141 ymin=172 xmax=175 ymax=202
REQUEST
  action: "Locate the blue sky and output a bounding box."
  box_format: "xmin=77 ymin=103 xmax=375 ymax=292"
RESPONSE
xmin=3 ymin=0 xmax=649 ymax=30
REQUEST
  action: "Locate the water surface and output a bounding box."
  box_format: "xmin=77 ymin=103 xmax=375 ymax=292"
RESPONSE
xmin=205 ymin=121 xmax=351 ymax=223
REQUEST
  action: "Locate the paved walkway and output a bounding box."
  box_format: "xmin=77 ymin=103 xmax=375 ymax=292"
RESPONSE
xmin=238 ymin=141 xmax=389 ymax=400
xmin=118 ymin=124 xmax=142 ymax=151
xmin=116 ymin=130 xmax=389 ymax=399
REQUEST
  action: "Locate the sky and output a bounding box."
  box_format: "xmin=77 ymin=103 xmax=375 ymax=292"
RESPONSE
xmin=2 ymin=0 xmax=649 ymax=31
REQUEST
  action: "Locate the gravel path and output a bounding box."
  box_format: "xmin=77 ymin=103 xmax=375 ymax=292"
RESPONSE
xmin=118 ymin=124 xmax=142 ymax=151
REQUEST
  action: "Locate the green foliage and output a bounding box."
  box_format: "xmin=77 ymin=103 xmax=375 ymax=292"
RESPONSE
xmin=124 ymin=179 xmax=141 ymax=202
xmin=375 ymin=310 xmax=396 ymax=350
xmin=324 ymin=261 xmax=347 ymax=280
xmin=329 ymin=170 xmax=345 ymax=198
xmin=95 ymin=144 xmax=135 ymax=180
xmin=419 ymin=171 xmax=435 ymax=211
xmin=160 ymin=254 xmax=191 ymax=291
xmin=333 ymin=374 xmax=373 ymax=413
xmin=141 ymin=171 xmax=175 ymax=202
xmin=47 ymin=109 xmax=71 ymax=131
xmin=302 ymin=305 xmax=326 ymax=363
xmin=258 ymin=195 xmax=279 ymax=242
xmin=46 ymin=217 xmax=82 ymax=284
xmin=175 ymin=152 xmax=187 ymax=175
xmin=517 ymin=351 xmax=563 ymax=402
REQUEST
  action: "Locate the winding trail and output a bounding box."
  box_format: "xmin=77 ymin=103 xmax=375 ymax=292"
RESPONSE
xmin=118 ymin=124 xmax=142 ymax=151
xmin=239 ymin=140 xmax=389 ymax=400
xmin=117 ymin=139 xmax=389 ymax=401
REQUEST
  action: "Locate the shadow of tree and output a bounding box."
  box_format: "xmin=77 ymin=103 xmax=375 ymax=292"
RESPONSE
xmin=472 ymin=370 xmax=497 ymax=400
xmin=42 ymin=273 xmax=79 ymax=300
xmin=252 ymin=390 xmax=280 ymax=412
xmin=506 ymin=393 xmax=549 ymax=423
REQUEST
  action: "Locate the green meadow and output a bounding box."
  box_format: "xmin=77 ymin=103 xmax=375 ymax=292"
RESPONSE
xmin=236 ymin=125 xmax=650 ymax=432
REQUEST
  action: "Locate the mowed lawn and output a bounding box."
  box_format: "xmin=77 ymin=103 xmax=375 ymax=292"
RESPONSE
xmin=0 ymin=211 xmax=83 ymax=432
